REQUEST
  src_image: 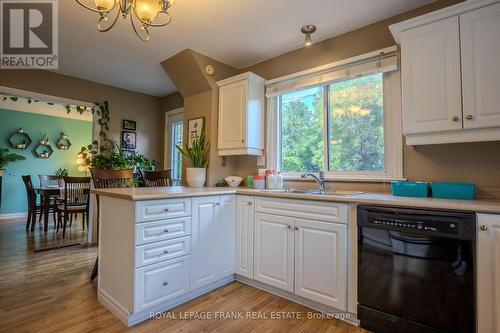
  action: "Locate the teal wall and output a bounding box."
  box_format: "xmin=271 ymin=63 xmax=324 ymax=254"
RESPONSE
xmin=0 ymin=108 xmax=92 ymax=214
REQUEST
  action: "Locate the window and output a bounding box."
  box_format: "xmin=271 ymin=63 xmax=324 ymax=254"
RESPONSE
xmin=171 ymin=121 xmax=183 ymax=185
xmin=279 ymin=73 xmax=385 ymax=175
xmin=266 ymin=48 xmax=402 ymax=181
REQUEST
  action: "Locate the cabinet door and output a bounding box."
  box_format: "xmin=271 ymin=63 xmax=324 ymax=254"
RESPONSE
xmin=236 ymin=195 xmax=255 ymax=278
xmin=218 ymin=195 xmax=236 ymax=277
xmin=461 ymin=2 xmax=500 ymax=129
xmin=294 ymin=219 xmax=347 ymax=310
xmin=218 ymin=80 xmax=248 ymax=149
xmin=477 ymin=214 xmax=500 ymax=333
xmin=401 ymin=16 xmax=462 ymax=134
xmin=191 ymin=197 xmax=219 ymax=289
xmin=254 ymin=213 xmax=294 ymax=292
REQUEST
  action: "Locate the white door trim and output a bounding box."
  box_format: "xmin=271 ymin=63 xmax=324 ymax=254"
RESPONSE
xmin=164 ymin=108 xmax=184 ymax=169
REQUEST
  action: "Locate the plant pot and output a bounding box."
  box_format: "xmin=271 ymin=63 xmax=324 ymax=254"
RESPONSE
xmin=186 ymin=168 xmax=206 ymax=187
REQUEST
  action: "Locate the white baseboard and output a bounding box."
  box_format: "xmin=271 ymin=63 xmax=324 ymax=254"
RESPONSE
xmin=0 ymin=212 xmax=27 ymax=220
xmin=235 ymin=275 xmax=359 ymax=326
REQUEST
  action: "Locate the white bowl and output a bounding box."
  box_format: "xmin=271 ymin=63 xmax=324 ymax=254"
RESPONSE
xmin=225 ymin=176 xmax=243 ymax=187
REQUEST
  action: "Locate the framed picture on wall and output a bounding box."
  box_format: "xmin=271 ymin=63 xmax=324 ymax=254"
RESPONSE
xmin=121 ymin=131 xmax=137 ymax=150
xmin=188 ymin=117 xmax=204 ymax=148
xmin=122 ymin=119 xmax=136 ymax=131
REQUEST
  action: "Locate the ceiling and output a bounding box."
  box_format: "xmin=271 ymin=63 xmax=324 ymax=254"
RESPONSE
xmin=57 ymin=0 xmax=434 ymax=97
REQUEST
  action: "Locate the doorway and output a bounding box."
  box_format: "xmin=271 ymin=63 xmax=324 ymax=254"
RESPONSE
xmin=165 ymin=109 xmax=184 ymax=185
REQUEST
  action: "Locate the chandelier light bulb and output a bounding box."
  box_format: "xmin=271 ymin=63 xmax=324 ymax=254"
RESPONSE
xmin=136 ymin=0 xmax=161 ymax=22
xmin=94 ymin=0 xmax=115 ymax=11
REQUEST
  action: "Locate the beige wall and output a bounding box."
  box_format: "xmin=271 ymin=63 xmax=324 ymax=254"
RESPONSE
xmin=0 ymin=69 xmax=164 ymax=166
xmin=231 ymin=0 xmax=500 ymax=198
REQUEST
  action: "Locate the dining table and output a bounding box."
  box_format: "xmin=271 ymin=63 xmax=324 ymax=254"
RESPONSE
xmin=34 ymin=185 xmax=62 ymax=232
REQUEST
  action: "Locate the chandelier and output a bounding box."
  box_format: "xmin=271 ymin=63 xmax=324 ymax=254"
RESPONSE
xmin=75 ymin=0 xmax=175 ymax=42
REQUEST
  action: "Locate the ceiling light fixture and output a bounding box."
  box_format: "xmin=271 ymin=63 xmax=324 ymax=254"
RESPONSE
xmin=301 ymin=25 xmax=316 ymax=47
xmin=75 ymin=0 xmax=175 ymax=42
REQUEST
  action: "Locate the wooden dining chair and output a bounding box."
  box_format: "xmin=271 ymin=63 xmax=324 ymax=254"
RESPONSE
xmin=140 ymin=169 xmax=172 ymax=187
xmin=56 ymin=177 xmax=91 ymax=237
xmin=89 ymin=168 xmax=134 ymax=281
xmin=37 ymin=174 xmax=59 ymax=223
xmin=22 ymin=175 xmax=56 ymax=231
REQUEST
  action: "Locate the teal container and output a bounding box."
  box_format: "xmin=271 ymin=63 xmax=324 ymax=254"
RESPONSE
xmin=391 ymin=181 xmax=430 ymax=197
xmin=431 ymin=182 xmax=475 ymax=200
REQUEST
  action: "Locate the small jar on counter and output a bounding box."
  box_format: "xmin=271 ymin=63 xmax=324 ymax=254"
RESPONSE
xmin=253 ymin=176 xmax=266 ymax=189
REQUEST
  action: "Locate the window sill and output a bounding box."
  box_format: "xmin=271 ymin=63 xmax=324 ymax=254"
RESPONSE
xmin=283 ymin=175 xmax=406 ymax=183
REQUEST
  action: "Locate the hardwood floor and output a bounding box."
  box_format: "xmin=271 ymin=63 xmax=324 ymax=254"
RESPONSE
xmin=0 ymin=217 xmax=367 ymax=333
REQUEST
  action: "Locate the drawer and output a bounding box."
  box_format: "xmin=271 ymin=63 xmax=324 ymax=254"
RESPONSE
xmin=135 ymin=198 xmax=191 ymax=223
xmin=134 ymin=256 xmax=191 ymax=312
xmin=135 ymin=217 xmax=191 ymax=245
xmin=254 ymin=197 xmax=347 ymax=223
xmin=135 ymin=236 xmax=191 ymax=268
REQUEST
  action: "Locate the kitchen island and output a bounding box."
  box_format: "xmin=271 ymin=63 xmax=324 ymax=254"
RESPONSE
xmin=93 ymin=186 xmax=500 ymax=328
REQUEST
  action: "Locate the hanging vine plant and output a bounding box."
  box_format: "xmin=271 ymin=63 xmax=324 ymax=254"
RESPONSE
xmin=1 ymin=94 xmax=111 ymax=154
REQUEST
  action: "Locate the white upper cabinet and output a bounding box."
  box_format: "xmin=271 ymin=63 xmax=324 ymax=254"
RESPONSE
xmin=460 ymin=2 xmax=500 ymax=129
xmin=401 ymin=16 xmax=462 ymax=134
xmin=391 ymin=0 xmax=500 ymax=145
xmin=217 ymin=72 xmax=265 ymax=156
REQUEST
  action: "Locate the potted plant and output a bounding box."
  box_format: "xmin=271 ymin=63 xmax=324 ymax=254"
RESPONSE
xmin=0 ymin=148 xmax=26 ymax=206
xmin=39 ymin=132 xmax=49 ymax=145
xmin=176 ymin=125 xmax=210 ymax=187
xmin=54 ymin=167 xmax=69 ymax=187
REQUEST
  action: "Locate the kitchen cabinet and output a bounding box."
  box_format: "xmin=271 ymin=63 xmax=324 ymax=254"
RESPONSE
xmin=477 ymin=213 xmax=500 ymax=333
xmin=235 ymin=195 xmax=254 ymax=278
xmin=391 ymin=1 xmax=500 ymax=145
xmin=217 ymin=72 xmax=265 ymax=156
xmin=254 ymin=212 xmax=295 ymax=292
xmin=218 ymin=195 xmax=236 ymax=276
xmin=191 ymin=195 xmax=236 ymax=289
xmin=460 ymin=2 xmax=500 ymax=129
xmin=400 ymin=16 xmax=462 ymax=135
xmin=294 ymin=218 xmax=347 ymax=309
xmin=249 ymin=197 xmax=349 ymax=310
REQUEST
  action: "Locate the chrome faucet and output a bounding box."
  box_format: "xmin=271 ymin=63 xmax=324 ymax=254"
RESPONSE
xmin=301 ymin=171 xmax=326 ymax=193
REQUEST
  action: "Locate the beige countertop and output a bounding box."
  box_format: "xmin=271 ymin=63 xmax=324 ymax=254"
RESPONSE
xmin=92 ymin=186 xmax=500 ymax=214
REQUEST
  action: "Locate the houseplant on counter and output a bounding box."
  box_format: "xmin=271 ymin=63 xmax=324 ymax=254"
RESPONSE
xmin=0 ymin=148 xmax=26 ymax=207
xmin=176 ymin=124 xmax=210 ymax=187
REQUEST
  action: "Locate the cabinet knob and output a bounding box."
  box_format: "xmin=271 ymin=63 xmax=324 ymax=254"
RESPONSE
xmin=163 ymin=249 xmax=169 ymax=254
xmin=164 ymin=208 xmax=170 ymax=212
xmin=466 ymin=114 xmax=473 ymax=120
xmin=247 ymin=202 xmax=252 ymax=206
xmin=241 ymin=139 xmax=245 ymax=143
xmin=452 ymin=116 xmax=460 ymax=122
xmin=286 ymin=225 xmax=292 ymax=230
xmin=479 ymin=225 xmax=488 ymax=231
xmin=162 ymin=281 xmax=169 ymax=286
xmin=163 ymin=229 xmax=169 ymax=233
xmin=216 ymin=203 xmax=220 ymax=206
xmin=294 ymin=227 xmax=299 ymax=231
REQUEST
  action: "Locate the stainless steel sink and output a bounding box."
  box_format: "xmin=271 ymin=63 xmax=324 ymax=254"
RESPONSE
xmin=259 ymin=188 xmax=364 ymax=196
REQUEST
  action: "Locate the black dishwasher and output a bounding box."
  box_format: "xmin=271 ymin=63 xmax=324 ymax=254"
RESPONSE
xmin=357 ymin=206 xmax=475 ymax=333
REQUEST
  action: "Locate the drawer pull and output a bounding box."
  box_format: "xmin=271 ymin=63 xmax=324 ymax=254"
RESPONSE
xmin=164 ymin=208 xmax=170 ymax=212
xmin=163 ymin=249 xmax=169 ymax=255
xmin=163 ymin=229 xmax=169 ymax=233
xmin=162 ymin=281 xmax=169 ymax=286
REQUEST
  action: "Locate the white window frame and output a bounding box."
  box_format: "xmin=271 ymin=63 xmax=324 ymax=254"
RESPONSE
xmin=265 ymin=50 xmax=403 ymax=182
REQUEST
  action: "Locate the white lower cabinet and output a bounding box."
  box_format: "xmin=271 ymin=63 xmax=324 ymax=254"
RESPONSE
xmin=235 ymin=195 xmax=255 ymax=278
xmin=247 ymin=197 xmax=349 ymax=311
xmin=134 ymin=256 xmax=191 ymax=312
xmin=191 ymin=195 xmax=236 ymax=290
xmin=477 ymin=213 xmax=500 ymax=333
xmin=254 ymin=213 xmax=295 ymax=292
xmin=294 ymin=218 xmax=347 ymax=310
